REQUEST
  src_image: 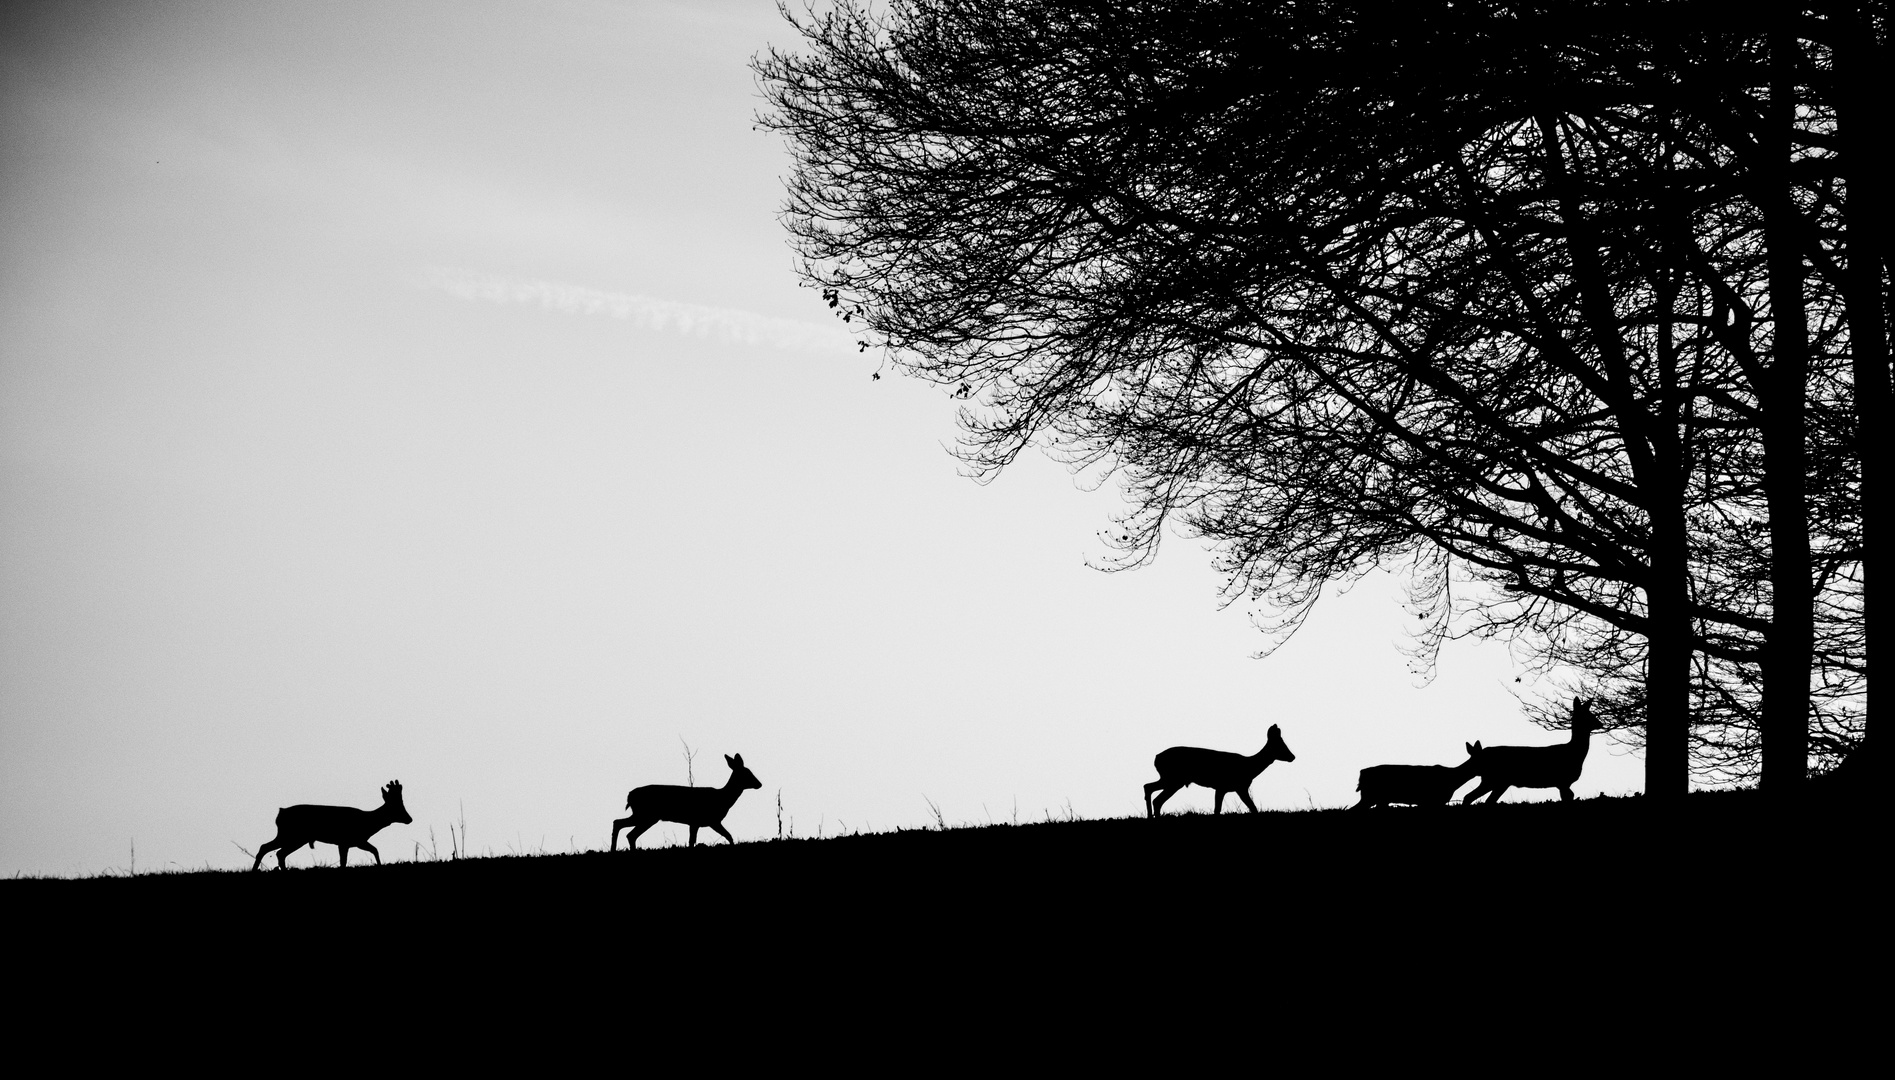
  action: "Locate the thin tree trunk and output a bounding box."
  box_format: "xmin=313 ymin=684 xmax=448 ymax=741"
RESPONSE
xmin=1759 ymin=23 xmax=1814 ymax=794
xmin=1834 ymin=2 xmax=1889 ymax=790
xmin=1646 ymin=488 xmax=1694 ymax=801
xmin=1538 ymin=107 xmax=1697 ymax=800
xmin=1647 ymin=257 xmax=1692 ymax=802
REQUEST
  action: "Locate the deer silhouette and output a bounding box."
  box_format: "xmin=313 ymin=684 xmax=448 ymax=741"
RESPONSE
xmin=251 ymin=780 xmax=412 ymax=870
xmin=1463 ymin=699 xmax=1599 ymax=804
xmin=1144 ymin=725 xmax=1296 ymax=817
xmin=612 ymin=753 xmax=762 ymax=850
xmin=1353 ymin=744 xmax=1483 ymax=809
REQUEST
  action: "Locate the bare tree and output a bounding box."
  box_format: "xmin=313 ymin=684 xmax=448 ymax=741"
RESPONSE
xmin=759 ymin=0 xmax=1879 ymax=796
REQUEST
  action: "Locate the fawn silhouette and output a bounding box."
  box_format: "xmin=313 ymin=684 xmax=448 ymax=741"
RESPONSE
xmin=1144 ymin=725 xmax=1296 ymax=817
xmin=252 ymin=780 xmax=412 ymax=870
xmin=1353 ymin=744 xmax=1483 ymax=809
xmin=612 ymin=753 xmax=762 ymax=850
xmin=1463 ymin=699 xmax=1599 ymax=804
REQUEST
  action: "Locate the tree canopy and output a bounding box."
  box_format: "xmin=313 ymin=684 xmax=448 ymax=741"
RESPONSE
xmin=759 ymin=0 xmax=1888 ymax=797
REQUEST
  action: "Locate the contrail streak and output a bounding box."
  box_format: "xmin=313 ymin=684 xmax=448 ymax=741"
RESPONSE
xmin=419 ymin=267 xmax=859 ymax=355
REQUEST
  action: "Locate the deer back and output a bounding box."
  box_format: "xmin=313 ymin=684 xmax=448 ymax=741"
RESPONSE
xmin=276 ymin=803 xmax=377 ymax=845
xmin=1154 ymin=746 xmax=1258 ymax=788
xmin=1472 ymin=743 xmax=1587 ymax=787
xmin=626 ymin=783 xmax=735 ymax=825
xmin=1357 ymin=763 xmax=1459 ymax=804
xmin=1470 ymin=703 xmax=1595 ymax=788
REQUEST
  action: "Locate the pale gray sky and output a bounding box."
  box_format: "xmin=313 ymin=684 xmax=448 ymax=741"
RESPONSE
xmin=0 ymin=0 xmax=1640 ymax=877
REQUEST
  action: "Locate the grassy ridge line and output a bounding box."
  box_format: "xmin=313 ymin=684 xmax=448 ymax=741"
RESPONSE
xmin=6 ymin=790 xmax=1876 ymax=998
xmin=5 ymin=789 xmax=1864 ymax=895
xmin=10 ymin=793 xmax=1659 ymax=881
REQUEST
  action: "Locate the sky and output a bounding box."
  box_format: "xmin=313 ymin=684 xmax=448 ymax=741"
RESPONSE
xmin=0 ymin=0 xmax=1642 ymax=878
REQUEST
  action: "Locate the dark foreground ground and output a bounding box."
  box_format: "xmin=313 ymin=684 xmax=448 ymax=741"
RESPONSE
xmin=7 ymin=790 xmax=1877 ymax=1049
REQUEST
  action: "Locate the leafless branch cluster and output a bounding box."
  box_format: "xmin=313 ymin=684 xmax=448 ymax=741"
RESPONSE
xmin=758 ymin=0 xmax=1887 ymax=795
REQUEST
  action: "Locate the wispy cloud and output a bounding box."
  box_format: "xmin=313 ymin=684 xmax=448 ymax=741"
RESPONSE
xmin=419 ymin=267 xmax=859 ymax=356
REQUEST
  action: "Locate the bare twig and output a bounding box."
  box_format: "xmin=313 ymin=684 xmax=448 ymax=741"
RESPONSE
xmin=679 ymin=737 xmax=698 ymax=787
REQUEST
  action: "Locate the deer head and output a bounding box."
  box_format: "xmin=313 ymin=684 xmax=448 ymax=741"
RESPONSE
xmin=1572 ymin=698 xmax=1598 ymax=734
xmin=1263 ymin=724 xmax=1296 ymax=763
xmin=382 ymin=780 xmax=413 ymax=824
xmin=726 ymin=754 xmax=762 ymax=791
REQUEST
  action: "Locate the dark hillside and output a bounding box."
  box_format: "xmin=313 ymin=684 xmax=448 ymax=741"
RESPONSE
xmin=12 ymin=790 xmax=1870 ymax=937
xmin=8 ymin=790 xmax=1874 ymax=1032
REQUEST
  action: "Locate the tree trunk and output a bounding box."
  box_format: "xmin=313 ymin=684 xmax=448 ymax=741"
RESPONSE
xmin=1759 ymin=23 xmax=1814 ymax=795
xmin=1833 ymin=2 xmax=1890 ymax=792
xmin=1646 ymin=491 xmax=1694 ymax=801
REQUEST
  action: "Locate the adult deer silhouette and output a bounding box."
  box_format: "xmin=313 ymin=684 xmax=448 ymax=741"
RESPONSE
xmin=1463 ymin=699 xmax=1599 ymax=804
xmin=1144 ymin=725 xmax=1296 ymax=817
xmin=1353 ymin=745 xmax=1483 ymax=809
xmin=612 ymin=753 xmax=762 ymax=850
xmin=251 ymin=780 xmax=412 ymax=870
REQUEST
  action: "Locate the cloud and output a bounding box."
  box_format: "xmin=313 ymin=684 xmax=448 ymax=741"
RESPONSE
xmin=418 ymin=267 xmax=859 ymax=355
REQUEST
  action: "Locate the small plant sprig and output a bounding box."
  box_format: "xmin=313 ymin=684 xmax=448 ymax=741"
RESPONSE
xmin=448 ymin=802 xmax=469 ymax=861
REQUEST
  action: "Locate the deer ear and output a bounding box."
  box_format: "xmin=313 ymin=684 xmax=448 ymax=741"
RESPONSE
xmin=726 ymin=754 xmax=737 ymax=768
xmin=733 ymin=753 xmax=744 ymax=767
xmin=1268 ymin=725 xmax=1280 ymax=736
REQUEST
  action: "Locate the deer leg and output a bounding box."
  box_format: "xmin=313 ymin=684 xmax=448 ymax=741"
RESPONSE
xmin=1238 ymin=790 xmax=1259 ymax=813
xmin=1212 ymin=790 xmax=1226 ymax=814
xmin=623 ymin=821 xmax=656 ymax=850
xmin=1558 ymin=786 xmax=1574 ymax=802
xmin=1150 ymin=786 xmax=1180 ymax=816
xmin=359 ymin=840 xmax=381 ymax=865
xmin=611 ymin=815 xmax=636 ymax=851
xmin=337 ymin=844 xmax=349 ymax=868
xmin=253 ymin=839 xmax=277 ymax=871
xmin=711 ymin=823 xmax=735 ymax=845
xmin=1142 ymin=780 xmax=1165 ymax=817
xmin=275 ymin=839 xmax=302 ymax=869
